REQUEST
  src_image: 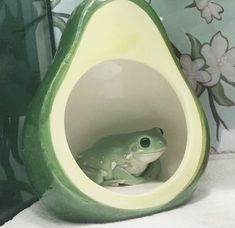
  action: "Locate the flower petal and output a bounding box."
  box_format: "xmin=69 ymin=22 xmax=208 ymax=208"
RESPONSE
xmin=211 ymin=32 xmax=228 ymax=59
xmin=210 ymin=7 xmax=222 ymax=20
xmin=201 ymin=44 xmax=217 ymax=66
xmin=201 ymin=7 xmax=213 ymax=23
xmin=197 ymin=70 xmax=212 ymax=83
xmin=192 ymin=58 xmax=205 ymax=72
xmin=221 ymin=62 xmax=235 ymax=83
xmin=210 ymin=2 xmax=224 ymax=15
xmin=203 ymin=67 xmax=221 ymax=87
xmin=195 ymin=0 xmax=210 ymax=10
xmin=226 ymin=48 xmax=235 ymax=65
xmin=180 ymin=54 xmax=192 ymax=72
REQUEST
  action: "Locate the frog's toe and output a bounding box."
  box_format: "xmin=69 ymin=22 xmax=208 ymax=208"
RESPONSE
xmin=119 ymin=179 xmax=126 ymax=185
xmin=101 ymin=179 xmax=126 ymax=187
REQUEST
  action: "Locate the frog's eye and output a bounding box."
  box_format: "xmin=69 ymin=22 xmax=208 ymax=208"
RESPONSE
xmin=140 ymin=137 xmax=151 ymax=148
xmin=160 ymin=128 xmax=164 ymax=135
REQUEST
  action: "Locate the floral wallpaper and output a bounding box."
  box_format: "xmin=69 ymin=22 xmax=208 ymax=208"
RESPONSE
xmin=171 ymin=0 xmax=235 ymax=154
xmin=155 ymin=0 xmax=235 ymax=154
xmin=51 ymin=0 xmax=235 ymax=154
xmin=180 ymin=32 xmax=235 ymax=142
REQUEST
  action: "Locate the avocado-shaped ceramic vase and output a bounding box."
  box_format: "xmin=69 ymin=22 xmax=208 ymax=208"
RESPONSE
xmin=23 ymin=0 xmax=209 ymax=223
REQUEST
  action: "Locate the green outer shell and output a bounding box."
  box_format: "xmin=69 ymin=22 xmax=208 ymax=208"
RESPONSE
xmin=22 ymin=0 xmax=210 ymax=223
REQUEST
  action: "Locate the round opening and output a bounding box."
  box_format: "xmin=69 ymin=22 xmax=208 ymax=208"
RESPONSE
xmin=64 ymin=59 xmax=187 ymax=195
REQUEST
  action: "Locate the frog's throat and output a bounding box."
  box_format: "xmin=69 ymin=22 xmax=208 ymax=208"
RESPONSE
xmin=134 ymin=148 xmax=166 ymax=155
xmin=133 ymin=150 xmax=164 ymax=163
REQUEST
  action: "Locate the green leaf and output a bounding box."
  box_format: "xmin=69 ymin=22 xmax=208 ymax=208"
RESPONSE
xmin=221 ymin=75 xmax=235 ymax=87
xmin=0 ymin=59 xmax=38 ymax=117
xmin=0 ymin=1 xmax=5 ymax=8
xmin=0 ymin=180 xmax=35 ymax=205
xmin=210 ymin=83 xmax=235 ymax=106
xmin=21 ymin=14 xmax=46 ymax=33
xmin=52 ymin=12 xmax=70 ymax=19
xmin=0 ymin=180 xmax=34 ymax=194
xmin=8 ymin=116 xmax=23 ymax=165
xmin=195 ymin=84 xmax=205 ymax=97
xmin=171 ymin=43 xmax=182 ymax=59
xmin=186 ymin=33 xmax=202 ymax=59
xmin=52 ymin=14 xmax=66 ymax=32
xmin=185 ymin=2 xmax=196 ymax=8
xmin=50 ymin=0 xmax=61 ymax=9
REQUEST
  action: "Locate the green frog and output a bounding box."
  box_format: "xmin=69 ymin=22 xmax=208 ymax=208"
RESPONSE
xmin=76 ymin=128 xmax=167 ymax=186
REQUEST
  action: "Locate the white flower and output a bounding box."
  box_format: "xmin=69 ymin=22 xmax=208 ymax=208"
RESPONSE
xmin=201 ymin=32 xmax=235 ymax=86
xmin=195 ymin=0 xmax=224 ymax=23
xmin=180 ymin=54 xmax=211 ymax=89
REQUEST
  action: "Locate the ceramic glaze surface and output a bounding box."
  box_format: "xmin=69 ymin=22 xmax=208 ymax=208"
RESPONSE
xmin=22 ymin=0 xmax=209 ymax=222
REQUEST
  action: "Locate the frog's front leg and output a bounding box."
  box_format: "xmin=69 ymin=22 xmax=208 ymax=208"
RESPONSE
xmin=111 ymin=166 xmax=149 ymax=186
xmin=141 ymin=160 xmax=161 ymax=181
xmin=80 ymin=166 xmax=107 ymax=185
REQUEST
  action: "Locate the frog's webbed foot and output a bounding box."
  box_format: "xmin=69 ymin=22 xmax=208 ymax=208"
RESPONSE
xmin=101 ymin=179 xmax=126 ymax=187
xmin=112 ymin=166 xmax=150 ymax=186
xmin=109 ymin=161 xmax=161 ymax=186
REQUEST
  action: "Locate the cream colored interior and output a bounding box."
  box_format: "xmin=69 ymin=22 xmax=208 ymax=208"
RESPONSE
xmin=65 ymin=59 xmax=187 ymax=188
xmin=50 ymin=0 xmax=205 ymax=209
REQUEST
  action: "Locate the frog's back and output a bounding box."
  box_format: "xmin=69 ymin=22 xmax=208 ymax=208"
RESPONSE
xmin=76 ymin=134 xmax=130 ymax=169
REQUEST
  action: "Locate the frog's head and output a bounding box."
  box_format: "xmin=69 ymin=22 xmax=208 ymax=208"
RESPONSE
xmin=129 ymin=128 xmax=167 ymax=163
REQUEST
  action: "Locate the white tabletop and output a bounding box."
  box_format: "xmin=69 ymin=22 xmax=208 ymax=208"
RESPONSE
xmin=4 ymin=154 xmax=235 ymax=228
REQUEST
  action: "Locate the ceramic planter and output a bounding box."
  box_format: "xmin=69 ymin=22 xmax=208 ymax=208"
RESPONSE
xmin=22 ymin=0 xmax=209 ymax=222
